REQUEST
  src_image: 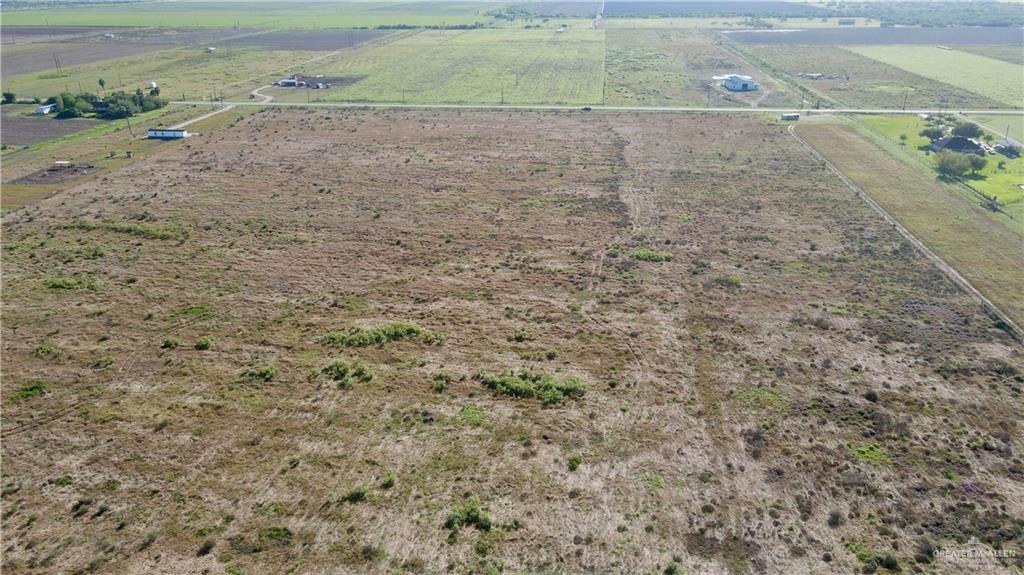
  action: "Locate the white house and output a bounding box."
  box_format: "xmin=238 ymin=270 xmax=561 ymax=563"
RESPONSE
xmin=721 ymin=74 xmax=759 ymax=92
xmin=35 ymin=103 xmax=58 ymax=115
xmin=147 ymin=128 xmax=189 ymax=139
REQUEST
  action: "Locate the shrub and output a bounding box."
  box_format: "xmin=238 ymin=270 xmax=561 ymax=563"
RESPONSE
xmin=632 ymin=249 xmax=673 ymax=263
xmin=340 ymin=484 xmax=369 ymax=503
xmin=432 ymin=370 xmax=452 ymax=392
xmin=322 ymin=359 xmax=373 ymax=388
xmin=61 ymin=219 xmax=188 ymax=241
xmin=322 ymin=322 xmax=433 ymax=347
xmin=444 ymin=496 xmax=491 ymax=532
xmin=33 ymin=340 xmax=57 ymax=358
xmin=44 ymin=275 xmax=98 ymax=291
xmin=850 ymin=443 xmax=891 ymax=466
xmin=194 ymin=336 xmax=213 ymax=350
xmin=568 ymin=454 xmax=583 ymax=471
xmin=11 ymin=381 xmax=47 ymax=402
xmin=243 ymin=364 xmax=275 ymax=382
xmin=263 ymin=526 xmax=292 ymax=542
xmin=934 ymin=150 xmax=972 ymax=177
xmin=703 ymin=274 xmax=741 ymax=290
xmin=380 ymin=473 xmax=396 ymax=489
xmin=160 ymin=338 xmax=180 ymax=349
xmin=475 ymin=368 xmax=586 ymax=405
xmin=459 ymin=404 xmax=487 ymax=426
xmin=863 ymin=390 xmax=879 ymax=403
xmin=507 ymin=328 xmax=532 ymax=343
xmin=91 ymin=356 xmax=114 ymax=369
xmin=827 ymin=510 xmax=845 ymax=528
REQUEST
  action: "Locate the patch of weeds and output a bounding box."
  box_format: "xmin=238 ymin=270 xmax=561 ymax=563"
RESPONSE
xmin=161 ymin=338 xmax=180 ymax=349
xmin=842 ymin=539 xmax=876 ymax=563
xmin=43 ymin=275 xmax=98 ymax=291
xmin=568 ymin=454 xmax=583 ymax=471
xmin=61 ymin=219 xmax=189 ymax=241
xmin=733 ymin=386 xmax=788 ymax=412
xmin=171 ymin=305 xmax=211 ymax=319
xmin=703 ymin=274 xmax=741 ymax=290
xmin=91 ymin=356 xmax=114 ymax=369
xmin=197 ymin=538 xmax=215 ymax=556
xmin=641 ymin=473 xmax=664 ymax=490
xmin=632 ymin=249 xmax=673 ymax=263
xmin=444 ymin=496 xmax=491 ymax=542
xmin=380 ymin=473 xmax=396 ymax=490
xmin=432 ymin=370 xmax=453 ymax=392
xmin=459 ymin=404 xmax=487 ymax=426
xmin=71 ymin=498 xmax=93 ymax=517
xmin=850 ymin=443 xmax=892 ymax=466
xmin=33 ymin=340 xmax=57 ymax=358
xmin=507 ymin=328 xmax=532 ymax=343
xmin=689 ymin=259 xmax=711 ymax=275
xmin=475 ymin=368 xmax=586 ymax=405
xmin=322 ymin=322 xmax=437 ymax=347
xmin=321 ymin=359 xmax=373 ymax=389
xmin=340 ymin=484 xmax=369 ymax=504
xmin=243 ymin=364 xmax=275 ymax=382
xmin=195 ymin=336 xmax=213 ymax=350
xmin=10 ymin=380 xmax=47 ymax=402
xmin=263 ymin=526 xmax=293 ymax=543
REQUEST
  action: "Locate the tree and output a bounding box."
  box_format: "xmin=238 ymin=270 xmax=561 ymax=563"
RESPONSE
xmin=934 ymin=150 xmax=971 ymax=178
xmin=968 ymin=154 xmax=988 ymax=174
xmin=952 ymin=122 xmax=983 ymax=139
xmin=919 ymin=127 xmax=945 ymax=141
xmin=1 ymin=92 xmax=14 ymax=104
xmin=899 ymin=133 xmax=908 ymax=145
xmin=98 ymin=78 xmax=106 ymax=96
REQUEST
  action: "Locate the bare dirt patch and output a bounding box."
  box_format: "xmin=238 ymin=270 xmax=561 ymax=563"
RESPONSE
xmin=233 ymin=29 xmax=390 ymax=51
xmin=12 ymin=162 xmax=96 ymax=184
xmin=2 ymin=109 xmax=1021 ymax=575
xmin=0 ymin=106 xmax=103 ymax=146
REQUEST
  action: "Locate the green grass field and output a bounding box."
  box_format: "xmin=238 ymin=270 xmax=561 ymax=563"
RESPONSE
xmin=954 ymin=45 xmax=1024 ymax=66
xmin=848 ymin=45 xmax=1024 ymax=108
xmin=0 ymin=1 xmax=502 ymax=28
xmin=604 ymin=29 xmax=692 ymax=106
xmin=2 ymin=45 xmax=330 ymax=101
xmin=968 ymin=113 xmax=1024 ymax=143
xmin=860 ymin=115 xmax=1024 ymax=217
xmin=602 ymin=16 xmax=873 ymax=29
xmin=299 ymin=28 xmax=605 ymax=105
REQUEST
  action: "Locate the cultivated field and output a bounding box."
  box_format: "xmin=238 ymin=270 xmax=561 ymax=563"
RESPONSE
xmin=848 ymin=45 xmax=1024 ymax=108
xmin=797 ymin=121 xmax=1024 ymax=328
xmin=723 ymin=26 xmax=1024 ymax=46
xmin=293 ymin=29 xmax=605 ymax=105
xmin=3 ymin=109 xmax=1022 ymax=575
xmin=956 ymin=44 xmax=1024 ymax=66
xmin=734 ymin=44 xmax=1008 ymax=110
xmin=0 ymin=1 xmax=502 ymax=29
xmin=0 ymin=104 xmax=102 ymax=146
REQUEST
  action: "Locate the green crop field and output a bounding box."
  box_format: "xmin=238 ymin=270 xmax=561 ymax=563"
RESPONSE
xmin=955 ymin=45 xmax=1024 ymax=66
xmin=2 ymin=45 xmax=331 ymax=102
xmin=848 ymin=45 xmax=1024 ymax=108
xmin=0 ymin=1 xmax=502 ymax=29
xmin=293 ymin=28 xmax=605 ymax=105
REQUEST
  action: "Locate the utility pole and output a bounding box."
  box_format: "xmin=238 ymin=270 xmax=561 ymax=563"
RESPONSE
xmin=901 ymin=88 xmax=908 ymax=112
xmin=706 ymin=83 xmax=711 ymax=107
xmin=125 ymin=117 xmax=134 ymax=138
xmin=500 ymin=86 xmax=504 ymax=105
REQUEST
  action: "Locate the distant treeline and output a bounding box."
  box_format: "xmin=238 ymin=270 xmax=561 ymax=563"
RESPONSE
xmin=43 ymin=89 xmax=167 ymax=120
xmin=512 ymin=1 xmax=1024 ymax=27
xmin=374 ymin=22 xmax=489 ymax=30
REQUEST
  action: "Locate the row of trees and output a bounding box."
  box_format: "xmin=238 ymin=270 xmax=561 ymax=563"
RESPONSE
xmin=934 ymin=149 xmax=987 ymax=178
xmin=43 ymin=87 xmax=167 ymax=120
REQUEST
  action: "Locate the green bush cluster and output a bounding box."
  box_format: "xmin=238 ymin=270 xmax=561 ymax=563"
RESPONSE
xmin=322 ymin=321 xmax=434 ymax=347
xmin=11 ymin=381 xmax=48 ymax=402
xmin=43 ymin=275 xmax=98 ymax=291
xmin=432 ymin=370 xmax=453 ymax=392
xmin=444 ymin=496 xmax=492 ymax=532
xmin=322 ymin=359 xmax=374 ymax=389
xmin=475 ymin=368 xmax=586 ymax=405
xmin=632 ymin=249 xmax=673 ymax=263
xmin=243 ymin=364 xmax=276 ymax=382
xmin=61 ymin=219 xmax=189 ymax=241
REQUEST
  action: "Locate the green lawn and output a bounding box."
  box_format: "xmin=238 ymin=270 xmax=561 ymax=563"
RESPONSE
xmin=1 ymin=45 xmax=329 ymax=101
xmin=847 ymin=45 xmax=1024 ymax=108
xmin=860 ymin=114 xmax=1024 ymax=218
xmin=304 ymin=28 xmax=605 ymax=105
xmin=0 ymin=1 xmax=502 ymax=28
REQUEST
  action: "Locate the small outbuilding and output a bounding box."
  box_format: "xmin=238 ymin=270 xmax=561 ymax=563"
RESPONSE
xmin=780 ymin=113 xmax=800 ymax=121
xmin=147 ymin=128 xmax=189 ymax=139
xmin=720 ymin=74 xmax=759 ymax=92
xmin=35 ymin=103 xmax=58 ymax=115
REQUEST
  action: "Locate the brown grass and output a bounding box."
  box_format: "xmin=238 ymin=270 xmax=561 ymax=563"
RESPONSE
xmin=2 ymin=109 xmax=1022 ymax=575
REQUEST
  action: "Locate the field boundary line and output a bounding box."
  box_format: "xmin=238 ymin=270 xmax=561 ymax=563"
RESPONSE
xmin=788 ymin=123 xmax=1023 ymax=344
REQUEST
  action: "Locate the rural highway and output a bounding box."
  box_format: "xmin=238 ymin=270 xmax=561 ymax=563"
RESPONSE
xmin=169 ymin=99 xmax=1024 ymax=116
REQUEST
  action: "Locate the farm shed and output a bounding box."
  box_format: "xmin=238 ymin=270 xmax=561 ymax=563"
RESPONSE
xmin=147 ymin=128 xmax=189 ymax=139
xmin=35 ymin=103 xmax=57 ymax=115
xmin=719 ymin=74 xmax=759 ymax=92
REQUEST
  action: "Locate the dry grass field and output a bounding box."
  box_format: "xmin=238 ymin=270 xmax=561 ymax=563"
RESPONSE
xmin=3 ymin=110 xmax=1023 ymax=575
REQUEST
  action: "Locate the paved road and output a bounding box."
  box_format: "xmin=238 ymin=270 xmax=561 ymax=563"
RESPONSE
xmin=169 ymin=100 xmax=1024 ymax=116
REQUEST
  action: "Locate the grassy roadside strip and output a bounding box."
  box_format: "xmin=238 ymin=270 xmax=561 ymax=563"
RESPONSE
xmin=794 ymin=121 xmax=1024 ymax=331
